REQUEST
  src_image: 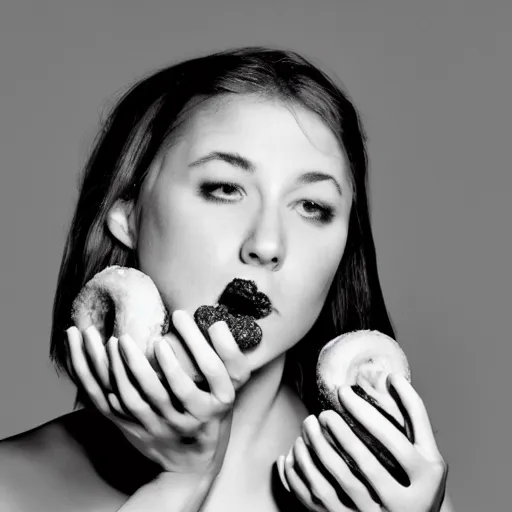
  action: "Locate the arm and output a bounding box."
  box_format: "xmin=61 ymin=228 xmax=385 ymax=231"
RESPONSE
xmin=116 ymin=471 xmax=218 ymax=512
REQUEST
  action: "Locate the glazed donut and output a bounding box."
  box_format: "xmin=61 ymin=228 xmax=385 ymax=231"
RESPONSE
xmin=317 ymin=329 xmax=411 ymax=431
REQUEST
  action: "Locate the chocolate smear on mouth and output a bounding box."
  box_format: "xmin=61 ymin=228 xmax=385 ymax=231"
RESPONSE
xmin=217 ymin=278 xmax=272 ymax=320
xmin=193 ymin=279 xmax=272 ymax=351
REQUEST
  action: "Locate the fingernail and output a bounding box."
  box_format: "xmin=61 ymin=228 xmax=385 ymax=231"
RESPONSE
xmin=278 ymin=456 xmax=291 ymax=492
xmin=107 ymin=336 xmax=118 ymax=349
xmin=66 ymin=326 xmax=76 ymax=338
xmin=338 ymin=385 xmax=350 ymax=400
xmin=120 ymin=333 xmax=134 ymax=346
xmin=172 ymin=309 xmax=188 ymax=322
xmin=84 ymin=324 xmax=97 ymax=337
xmin=208 ymin=320 xmax=229 ymax=337
xmin=156 ymin=339 xmax=173 ymax=356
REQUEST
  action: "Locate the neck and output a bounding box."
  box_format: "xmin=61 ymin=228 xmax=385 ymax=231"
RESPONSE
xmin=229 ymin=354 xmax=287 ymax=455
xmin=218 ymin=354 xmax=308 ymax=478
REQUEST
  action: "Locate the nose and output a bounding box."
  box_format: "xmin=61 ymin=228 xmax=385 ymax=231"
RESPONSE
xmin=240 ymin=206 xmax=285 ymax=271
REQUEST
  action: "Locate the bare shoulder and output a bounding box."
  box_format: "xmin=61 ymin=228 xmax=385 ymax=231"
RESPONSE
xmin=0 ymin=412 xmax=125 ymax=512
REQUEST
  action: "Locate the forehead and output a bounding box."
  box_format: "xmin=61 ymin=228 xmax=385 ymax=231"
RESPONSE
xmin=177 ymin=94 xmax=347 ymax=175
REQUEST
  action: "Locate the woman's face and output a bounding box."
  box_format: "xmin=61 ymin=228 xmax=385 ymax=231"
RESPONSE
xmin=134 ymin=95 xmax=353 ymax=372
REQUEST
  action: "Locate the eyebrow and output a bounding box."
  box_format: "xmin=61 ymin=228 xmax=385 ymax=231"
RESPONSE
xmin=189 ymin=151 xmax=343 ymax=196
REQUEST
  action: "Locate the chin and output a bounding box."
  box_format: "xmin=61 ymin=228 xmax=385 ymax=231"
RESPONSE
xmin=244 ymin=331 xmax=294 ymax=373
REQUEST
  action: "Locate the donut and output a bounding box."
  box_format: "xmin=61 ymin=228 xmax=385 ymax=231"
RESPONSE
xmin=71 ymin=266 xmax=169 ymax=358
xmin=316 ymin=330 xmax=412 ymax=486
xmin=317 ymin=329 xmax=410 ymax=420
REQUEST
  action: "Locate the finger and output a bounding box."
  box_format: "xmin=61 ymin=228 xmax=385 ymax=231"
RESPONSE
xmin=66 ymin=327 xmax=111 ymax=416
xmin=294 ymin=436 xmax=354 ymax=512
xmin=284 ymin=446 xmax=325 ymax=512
xmin=107 ymin=392 xmax=138 ymax=423
xmin=318 ymin=409 xmax=397 ymax=492
xmin=106 ymin=392 xmax=162 ymax=441
xmin=107 ymin=336 xmax=169 ymax=437
xmin=303 ymin=415 xmax=381 ymax=512
xmin=172 ymin=310 xmax=234 ymax=406
xmin=277 ymin=455 xmax=291 ymax=492
xmin=118 ymin=333 xmax=196 ymax=430
xmin=387 ymin=373 xmax=441 ymax=457
xmin=338 ymin=385 xmax=417 ymax=467
xmin=82 ymin=325 xmax=110 ymax=389
xmin=154 ymin=337 xmax=213 ymax=423
xmin=208 ymin=321 xmax=251 ymax=390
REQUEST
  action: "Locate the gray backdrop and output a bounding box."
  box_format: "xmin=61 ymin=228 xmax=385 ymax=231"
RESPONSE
xmin=1 ymin=1 xmax=510 ymax=510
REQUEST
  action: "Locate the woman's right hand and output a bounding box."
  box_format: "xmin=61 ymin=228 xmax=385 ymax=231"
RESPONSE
xmin=65 ymin=310 xmax=251 ymax=476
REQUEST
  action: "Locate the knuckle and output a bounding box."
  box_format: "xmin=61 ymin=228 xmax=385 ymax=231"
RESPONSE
xmin=432 ymin=458 xmax=448 ymax=477
xmin=152 ymin=391 xmax=172 ymax=409
xmin=357 ymin=456 xmax=381 ymax=482
xmin=310 ymin=483 xmax=335 ymax=506
xmin=200 ymin=359 xmax=225 ymax=378
xmin=337 ymin=471 xmax=364 ymax=496
xmin=328 ymin=459 xmax=351 ymax=483
xmin=217 ymin=390 xmax=235 ymax=408
xmin=318 ymin=410 xmax=336 ymax=424
xmin=174 ymin=381 xmax=196 ymax=403
xmin=175 ymin=416 xmax=202 ymax=435
xmin=127 ymin=399 xmax=151 ymax=417
xmin=232 ymin=368 xmax=251 ymax=387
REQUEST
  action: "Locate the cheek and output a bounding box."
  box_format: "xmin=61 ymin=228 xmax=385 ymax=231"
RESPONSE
xmin=135 ymin=192 xmax=241 ymax=309
xmin=138 ymin=188 xmax=223 ymax=263
xmin=275 ymin=227 xmax=347 ymax=346
xmin=291 ymin=228 xmax=347 ymax=304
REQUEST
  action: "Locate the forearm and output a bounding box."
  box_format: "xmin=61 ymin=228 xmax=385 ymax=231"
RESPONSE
xmin=116 ymin=471 xmax=218 ymax=512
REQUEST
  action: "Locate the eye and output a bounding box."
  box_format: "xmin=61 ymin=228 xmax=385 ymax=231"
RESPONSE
xmin=295 ymin=200 xmax=335 ymax=224
xmin=199 ymin=181 xmax=244 ymax=203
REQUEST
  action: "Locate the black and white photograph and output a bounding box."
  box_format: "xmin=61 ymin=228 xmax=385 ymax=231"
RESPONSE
xmin=0 ymin=1 xmax=509 ymax=510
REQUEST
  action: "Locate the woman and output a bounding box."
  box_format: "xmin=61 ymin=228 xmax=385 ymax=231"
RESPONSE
xmin=0 ymin=47 xmax=453 ymax=511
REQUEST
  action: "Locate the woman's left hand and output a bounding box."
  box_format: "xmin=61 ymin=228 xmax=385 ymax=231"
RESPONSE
xmin=277 ymin=373 xmax=449 ymax=512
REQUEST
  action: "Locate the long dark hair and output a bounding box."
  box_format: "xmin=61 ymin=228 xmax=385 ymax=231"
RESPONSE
xmin=50 ymin=46 xmax=395 ymax=413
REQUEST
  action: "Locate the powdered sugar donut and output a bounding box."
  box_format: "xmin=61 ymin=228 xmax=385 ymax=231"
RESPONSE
xmin=316 ymin=330 xmax=413 ymax=484
xmin=317 ymin=330 xmax=411 ymax=429
xmin=71 ymin=266 xmax=169 ymax=358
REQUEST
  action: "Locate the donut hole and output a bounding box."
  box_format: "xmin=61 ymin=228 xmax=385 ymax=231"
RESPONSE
xmin=102 ymin=298 xmax=116 ymax=340
xmin=88 ymin=292 xmax=116 ymax=341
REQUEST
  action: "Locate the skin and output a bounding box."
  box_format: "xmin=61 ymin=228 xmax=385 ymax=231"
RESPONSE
xmin=105 ymin=94 xmax=353 ymax=506
xmin=106 ymin=94 xmax=452 ymax=511
xmin=128 ymin=94 xmax=353 ymax=373
xmin=0 ymin=94 xmax=452 ymax=511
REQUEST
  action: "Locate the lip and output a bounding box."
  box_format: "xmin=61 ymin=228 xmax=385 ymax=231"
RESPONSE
xmin=217 ymin=278 xmax=276 ymax=319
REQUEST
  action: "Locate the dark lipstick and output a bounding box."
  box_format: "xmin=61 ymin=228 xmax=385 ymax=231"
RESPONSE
xmin=193 ymin=278 xmax=273 ymax=351
xmin=217 ymin=278 xmax=273 ymax=319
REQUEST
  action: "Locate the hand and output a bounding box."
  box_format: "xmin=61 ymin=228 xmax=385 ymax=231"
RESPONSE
xmin=277 ymin=374 xmax=448 ymax=512
xmin=66 ymin=310 xmax=251 ymax=476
